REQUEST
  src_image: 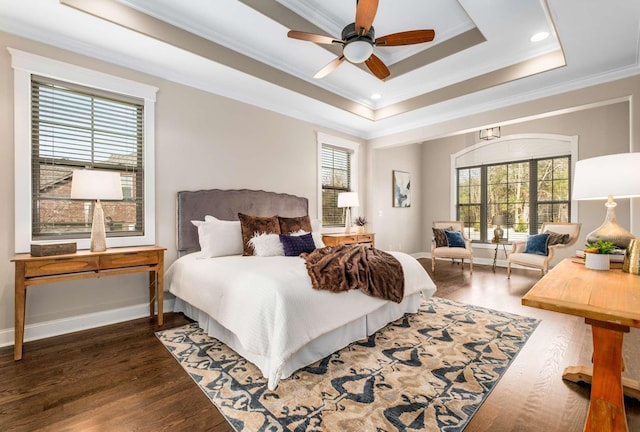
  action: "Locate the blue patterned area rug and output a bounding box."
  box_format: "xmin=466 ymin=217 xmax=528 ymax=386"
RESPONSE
xmin=156 ymin=297 xmax=539 ymax=432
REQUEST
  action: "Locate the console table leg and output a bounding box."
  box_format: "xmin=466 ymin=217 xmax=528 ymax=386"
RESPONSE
xmin=584 ymin=325 xmax=628 ymax=432
xmin=148 ymin=271 xmax=156 ymax=318
xmin=14 ymin=263 xmax=26 ymax=361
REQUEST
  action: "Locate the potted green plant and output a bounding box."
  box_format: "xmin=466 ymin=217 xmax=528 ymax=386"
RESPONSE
xmin=583 ymin=239 xmax=616 ymax=270
xmin=354 ymin=216 xmax=368 ymax=234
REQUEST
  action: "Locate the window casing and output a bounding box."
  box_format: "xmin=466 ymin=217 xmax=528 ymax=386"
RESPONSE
xmin=456 ymin=156 xmax=571 ymax=243
xmin=11 ymin=48 xmax=158 ymax=253
xmin=316 ymin=133 xmax=359 ymax=229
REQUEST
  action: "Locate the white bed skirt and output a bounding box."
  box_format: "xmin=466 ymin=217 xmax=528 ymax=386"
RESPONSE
xmin=174 ymin=290 xmax=428 ymax=390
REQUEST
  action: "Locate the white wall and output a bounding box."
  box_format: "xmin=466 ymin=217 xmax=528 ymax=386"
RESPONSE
xmin=370 ymin=143 xmax=423 ymax=253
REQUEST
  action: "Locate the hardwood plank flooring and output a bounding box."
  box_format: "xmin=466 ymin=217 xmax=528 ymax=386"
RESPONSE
xmin=1 ymin=261 xmax=638 ymax=431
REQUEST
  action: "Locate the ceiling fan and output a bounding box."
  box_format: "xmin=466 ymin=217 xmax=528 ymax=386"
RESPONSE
xmin=287 ymin=0 xmax=435 ymax=80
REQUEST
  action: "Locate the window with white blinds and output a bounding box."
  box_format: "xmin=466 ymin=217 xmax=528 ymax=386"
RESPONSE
xmin=31 ymin=76 xmax=145 ymax=240
xmin=321 ymin=145 xmax=353 ymax=226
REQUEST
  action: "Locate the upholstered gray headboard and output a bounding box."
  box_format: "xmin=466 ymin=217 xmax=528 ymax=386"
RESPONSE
xmin=177 ymin=189 xmax=309 ymax=254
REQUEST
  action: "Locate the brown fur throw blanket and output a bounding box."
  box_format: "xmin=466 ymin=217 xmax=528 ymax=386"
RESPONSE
xmin=301 ymin=244 xmax=405 ymax=303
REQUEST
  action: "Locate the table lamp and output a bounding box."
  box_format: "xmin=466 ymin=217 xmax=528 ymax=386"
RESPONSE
xmin=337 ymin=192 xmax=359 ymax=234
xmin=491 ymin=214 xmax=505 ymax=242
xmin=71 ymin=169 xmax=123 ymax=252
xmin=572 ymin=152 xmax=640 ymax=249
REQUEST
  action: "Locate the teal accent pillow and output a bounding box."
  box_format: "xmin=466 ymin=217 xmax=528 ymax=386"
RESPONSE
xmin=525 ymin=233 xmax=550 ymax=256
xmin=445 ymin=230 xmax=466 ymax=248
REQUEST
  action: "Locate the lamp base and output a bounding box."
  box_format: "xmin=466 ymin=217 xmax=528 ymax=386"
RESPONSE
xmin=90 ymin=199 xmax=107 ymax=252
xmin=492 ymin=226 xmax=504 ymax=243
xmin=586 ymin=198 xmax=635 ymax=249
xmin=344 ymin=207 xmax=352 ymax=234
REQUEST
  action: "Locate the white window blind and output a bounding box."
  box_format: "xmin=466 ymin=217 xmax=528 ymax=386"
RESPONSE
xmin=31 ymin=75 xmax=145 ymax=240
xmin=321 ymin=144 xmax=352 ymax=226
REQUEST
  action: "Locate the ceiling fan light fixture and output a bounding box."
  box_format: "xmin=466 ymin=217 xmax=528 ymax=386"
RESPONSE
xmin=343 ymin=40 xmax=374 ymax=63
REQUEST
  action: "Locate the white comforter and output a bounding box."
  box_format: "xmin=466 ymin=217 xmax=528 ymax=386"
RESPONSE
xmin=166 ymin=251 xmax=436 ymax=387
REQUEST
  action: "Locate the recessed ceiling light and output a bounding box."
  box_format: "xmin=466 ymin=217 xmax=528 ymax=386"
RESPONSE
xmin=530 ymin=31 xmax=549 ymax=42
xmin=371 ymin=93 xmax=382 ymax=100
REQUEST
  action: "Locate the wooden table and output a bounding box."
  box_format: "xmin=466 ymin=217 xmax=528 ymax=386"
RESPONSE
xmin=321 ymin=232 xmax=375 ymax=247
xmin=522 ymin=259 xmax=640 ymax=432
xmin=12 ymin=245 xmax=165 ymax=361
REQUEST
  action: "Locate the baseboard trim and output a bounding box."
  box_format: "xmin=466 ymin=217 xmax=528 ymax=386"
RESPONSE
xmin=0 ymin=298 xmax=175 ymax=348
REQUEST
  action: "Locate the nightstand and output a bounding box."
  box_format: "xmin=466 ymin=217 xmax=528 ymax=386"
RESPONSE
xmin=12 ymin=245 xmax=165 ymax=360
xmin=322 ymin=232 xmax=375 ymax=248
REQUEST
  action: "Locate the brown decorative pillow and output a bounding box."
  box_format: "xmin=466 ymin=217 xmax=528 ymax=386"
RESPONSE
xmin=238 ymin=213 xmax=281 ymax=256
xmin=546 ymin=231 xmax=571 ymax=246
xmin=433 ymin=226 xmax=453 ymax=248
xmin=278 ymin=215 xmax=312 ymax=235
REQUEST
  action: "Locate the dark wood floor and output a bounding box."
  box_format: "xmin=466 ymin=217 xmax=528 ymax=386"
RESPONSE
xmin=1 ymin=261 xmax=639 ymax=431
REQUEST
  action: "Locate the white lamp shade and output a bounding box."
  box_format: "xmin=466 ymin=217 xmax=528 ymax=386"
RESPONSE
xmin=337 ymin=191 xmax=360 ymax=208
xmin=71 ymin=169 xmax=124 ymax=200
xmin=572 ymin=153 xmax=640 ymax=200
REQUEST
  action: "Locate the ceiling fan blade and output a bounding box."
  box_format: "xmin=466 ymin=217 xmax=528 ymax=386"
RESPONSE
xmin=375 ymin=30 xmax=435 ymax=46
xmin=355 ymin=0 xmax=378 ymax=35
xmin=365 ymin=54 xmax=390 ymax=80
xmin=287 ymin=30 xmax=343 ymax=45
xmin=314 ymin=56 xmax=346 ymax=79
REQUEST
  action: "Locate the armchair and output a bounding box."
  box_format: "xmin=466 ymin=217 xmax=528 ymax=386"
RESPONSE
xmin=431 ymin=221 xmax=473 ymax=273
xmin=506 ymin=222 xmax=581 ymax=278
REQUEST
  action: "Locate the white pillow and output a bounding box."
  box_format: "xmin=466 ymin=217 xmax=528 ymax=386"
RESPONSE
xmin=249 ymin=232 xmax=284 ymax=257
xmin=311 ymin=218 xmax=321 ymax=233
xmin=191 ymin=216 xmax=243 ymax=258
xmin=291 ymin=229 xmax=325 ymax=249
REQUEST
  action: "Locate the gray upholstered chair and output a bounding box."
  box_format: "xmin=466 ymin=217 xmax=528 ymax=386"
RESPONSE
xmin=431 ymin=221 xmax=473 ymax=273
xmin=507 ymin=222 xmax=581 ymax=278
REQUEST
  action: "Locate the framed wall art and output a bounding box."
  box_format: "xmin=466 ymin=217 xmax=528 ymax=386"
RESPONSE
xmin=393 ymin=170 xmax=411 ymax=208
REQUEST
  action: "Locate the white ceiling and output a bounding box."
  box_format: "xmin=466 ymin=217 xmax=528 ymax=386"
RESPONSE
xmin=1 ymin=0 xmax=639 ymax=140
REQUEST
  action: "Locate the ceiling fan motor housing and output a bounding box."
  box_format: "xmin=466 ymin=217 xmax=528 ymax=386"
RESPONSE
xmin=342 ymin=22 xmax=375 ymax=43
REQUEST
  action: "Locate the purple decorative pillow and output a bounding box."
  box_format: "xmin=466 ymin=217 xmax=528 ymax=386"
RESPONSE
xmin=280 ymin=233 xmax=316 ymax=256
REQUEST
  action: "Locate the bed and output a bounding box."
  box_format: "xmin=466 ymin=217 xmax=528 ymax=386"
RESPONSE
xmin=166 ymin=189 xmax=437 ymax=390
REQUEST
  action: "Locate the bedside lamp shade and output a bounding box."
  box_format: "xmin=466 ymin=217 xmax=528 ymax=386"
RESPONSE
xmin=71 ymin=169 xmax=123 ymax=252
xmin=337 ymin=192 xmax=360 ymax=234
xmin=572 ymin=152 xmax=640 ymax=248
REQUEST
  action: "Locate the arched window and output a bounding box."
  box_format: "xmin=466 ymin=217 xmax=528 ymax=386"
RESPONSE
xmin=451 ymin=134 xmax=578 ymax=243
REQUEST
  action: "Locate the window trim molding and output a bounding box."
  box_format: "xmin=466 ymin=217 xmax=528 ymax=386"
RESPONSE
xmin=449 ymin=133 xmax=579 ymax=230
xmin=316 ymin=132 xmax=359 ymax=233
xmin=10 ymin=48 xmax=159 ymax=253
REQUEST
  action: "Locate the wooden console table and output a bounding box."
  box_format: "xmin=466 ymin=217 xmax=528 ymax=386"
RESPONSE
xmin=522 ymin=259 xmax=640 ymax=432
xmin=12 ymin=245 xmax=166 ymax=361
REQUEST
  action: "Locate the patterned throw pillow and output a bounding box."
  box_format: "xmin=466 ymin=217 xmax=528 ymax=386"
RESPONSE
xmin=238 ymin=213 xmax=281 ymax=256
xmin=444 ymin=230 xmax=466 ymax=248
xmin=433 ymin=226 xmax=453 ymax=247
xmin=280 ymin=233 xmax=316 ymax=256
xmin=278 ymin=215 xmax=313 ymax=235
xmin=546 ymin=231 xmax=570 ymax=246
xmin=525 ymin=233 xmax=550 ymax=256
